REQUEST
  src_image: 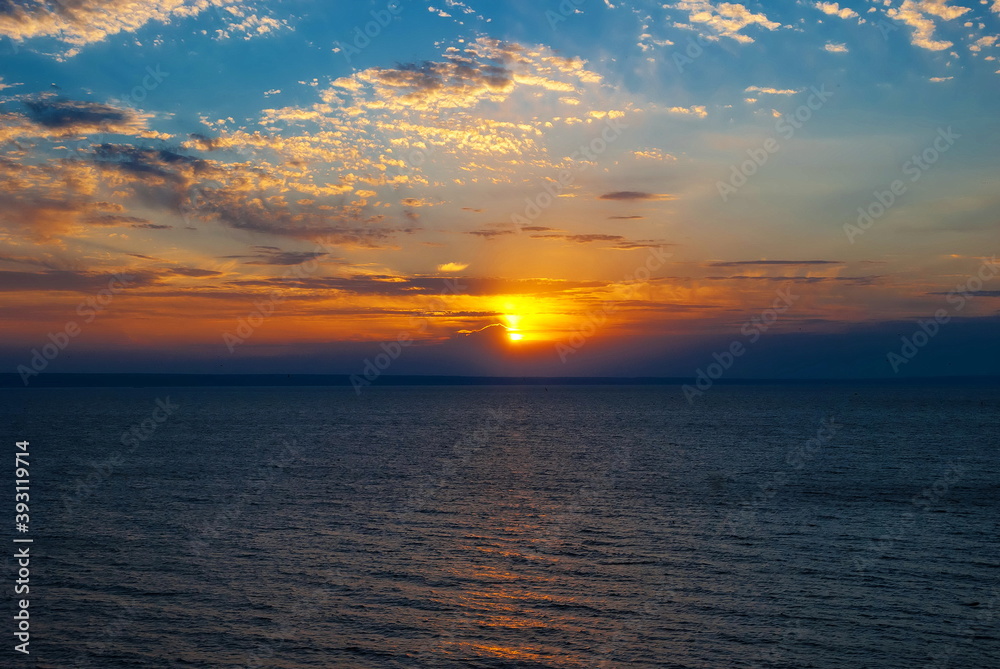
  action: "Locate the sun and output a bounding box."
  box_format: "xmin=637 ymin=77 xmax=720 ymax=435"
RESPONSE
xmin=502 ymin=312 xmax=525 ymax=342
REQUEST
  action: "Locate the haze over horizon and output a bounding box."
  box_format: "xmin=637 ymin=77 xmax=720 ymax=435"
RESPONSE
xmin=2 ymin=0 xmax=998 ymax=380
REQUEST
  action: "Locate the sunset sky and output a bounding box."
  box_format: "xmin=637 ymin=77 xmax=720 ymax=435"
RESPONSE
xmin=1 ymin=0 xmax=998 ymax=379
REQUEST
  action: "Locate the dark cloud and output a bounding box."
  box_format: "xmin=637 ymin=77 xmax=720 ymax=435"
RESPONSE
xmin=927 ymin=290 xmax=1000 ymax=297
xmin=367 ymin=56 xmax=512 ymax=102
xmin=186 ymin=133 xmax=223 ymax=151
xmin=94 ymin=144 xmax=209 ymax=182
xmin=168 ymin=267 xmax=223 ymax=278
xmin=0 ymin=270 xmax=159 ymax=292
xmin=89 ymin=144 xmax=415 ymax=244
xmin=227 ymin=275 xmax=604 ymax=297
xmin=609 ymin=215 xmax=644 ymax=220
xmin=0 ymin=254 xmax=61 ymax=270
xmin=531 ymin=233 xmax=625 ymax=243
xmin=529 ymin=233 xmax=670 ymax=250
xmin=708 ymin=260 xmax=844 ymax=267
xmin=23 ymin=98 xmax=127 ymax=130
xmin=698 ymin=275 xmax=881 ymax=285
xmin=85 ymin=214 xmax=167 ymax=229
xmin=611 ymin=240 xmax=671 ymax=250
xmin=598 ymin=191 xmax=671 ymax=201
xmin=222 ymin=245 xmax=336 ymax=266
xmin=467 ymin=224 xmax=515 ymax=239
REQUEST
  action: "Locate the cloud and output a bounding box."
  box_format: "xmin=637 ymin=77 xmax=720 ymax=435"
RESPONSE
xmin=437 ymin=262 xmax=469 ymax=272
xmin=85 ymin=213 xmax=169 ymax=229
xmin=0 ymin=95 xmax=163 ymax=143
xmin=824 ymin=42 xmax=849 ymax=53
xmin=222 ymin=246 xmax=334 ymax=266
xmin=631 ymin=148 xmax=677 ymax=161
xmin=888 ymin=0 xmax=972 ymax=51
xmin=467 ymin=223 xmax=516 ymax=239
xmin=228 ymin=274 xmax=604 ymax=297
xmin=334 ymin=39 xmax=593 ymax=114
xmin=598 ymin=191 xmax=674 ymax=201
xmin=814 ymin=2 xmax=859 ymax=19
xmin=0 ymin=158 xmax=110 ymax=242
xmin=969 ymin=35 xmax=997 ymax=52
xmin=744 ymin=86 xmax=799 ymax=95
xmin=699 ymin=275 xmax=878 ymax=285
xmin=0 ymin=0 xmax=282 ymax=57
xmin=168 ymin=267 xmax=223 ymax=278
xmin=90 ymin=143 xmax=414 ymax=244
xmin=25 ymin=98 xmax=129 ymax=129
xmin=927 ymin=290 xmax=1000 ymax=297
xmin=401 ymin=197 xmax=436 ymax=207
xmin=667 ymin=105 xmax=708 ymax=118
xmin=609 ymin=215 xmax=644 ymax=220
xmin=708 ymin=260 xmax=844 ymax=267
xmin=202 ymin=37 xmax=613 ymax=187
xmin=529 ymin=233 xmax=670 ymax=250
xmin=0 ymin=269 xmax=158 ymax=292
xmin=669 ymin=0 xmax=781 ymax=44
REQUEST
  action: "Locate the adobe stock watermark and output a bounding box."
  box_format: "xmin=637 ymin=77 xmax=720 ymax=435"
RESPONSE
xmin=2 ymin=35 xmax=20 ymax=56
xmin=349 ymin=277 xmax=467 ymax=394
xmin=924 ymin=588 xmax=998 ymax=669
xmin=555 ymin=246 xmax=673 ymax=362
xmin=223 ymin=237 xmax=340 ymax=352
xmin=16 ymin=273 xmax=135 ymax=385
xmin=720 ymin=416 xmax=842 ymax=536
xmin=61 ymin=396 xmax=180 ymax=517
xmin=511 ymin=114 xmax=627 ymax=230
xmin=845 ymin=126 xmax=959 ymax=243
xmin=545 ymin=0 xmax=586 ymax=29
xmin=872 ymin=11 xmax=908 ymax=41
xmin=682 ymin=286 xmax=797 ymax=403
xmin=853 ymin=461 xmax=965 ymax=572
xmin=333 ymin=0 xmax=404 ymax=64
xmin=717 ymin=86 xmax=834 ymax=202
xmin=671 ymin=33 xmax=717 ymax=73
xmin=887 ymin=256 xmax=998 ymax=373
xmin=62 ymin=64 xmax=169 ymax=159
xmin=187 ymin=436 xmax=302 ymax=557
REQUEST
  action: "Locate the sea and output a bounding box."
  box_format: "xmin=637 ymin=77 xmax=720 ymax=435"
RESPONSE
xmin=2 ymin=383 xmax=998 ymax=668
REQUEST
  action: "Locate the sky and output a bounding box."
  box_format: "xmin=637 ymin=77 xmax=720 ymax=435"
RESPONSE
xmin=0 ymin=0 xmax=998 ymax=380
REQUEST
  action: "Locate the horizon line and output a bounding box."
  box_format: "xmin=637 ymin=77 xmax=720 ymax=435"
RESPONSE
xmin=2 ymin=372 xmax=999 ymax=389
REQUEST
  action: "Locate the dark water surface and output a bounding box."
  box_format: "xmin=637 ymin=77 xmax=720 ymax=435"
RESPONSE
xmin=3 ymin=384 xmax=998 ymax=668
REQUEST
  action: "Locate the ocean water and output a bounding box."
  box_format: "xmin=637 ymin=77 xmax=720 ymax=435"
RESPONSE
xmin=3 ymin=384 xmax=999 ymax=668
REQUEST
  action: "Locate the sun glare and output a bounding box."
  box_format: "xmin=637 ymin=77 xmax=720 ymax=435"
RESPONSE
xmin=507 ymin=330 xmax=524 ymax=342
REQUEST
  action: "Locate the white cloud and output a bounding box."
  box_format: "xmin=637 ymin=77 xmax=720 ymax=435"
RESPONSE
xmin=667 ymin=105 xmax=708 ymax=118
xmin=814 ymin=2 xmax=859 ymax=19
xmin=887 ymin=0 xmax=972 ymax=51
xmin=668 ymin=1 xmax=780 ymax=43
xmin=824 ymin=42 xmax=849 ymax=52
xmin=0 ymin=0 xmax=283 ymax=58
xmin=745 ymin=86 xmax=800 ymax=95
